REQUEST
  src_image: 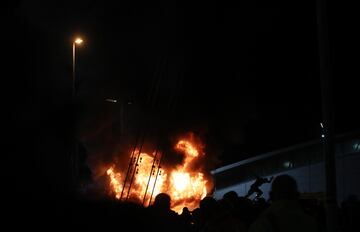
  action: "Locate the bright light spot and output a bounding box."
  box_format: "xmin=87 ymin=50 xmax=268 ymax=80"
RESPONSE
xmin=106 ymin=98 xmax=117 ymax=103
xmin=320 ymin=122 xmax=324 ymax=128
xmin=322 ymin=134 xmax=325 ymax=138
xmin=75 ymin=38 xmax=83 ymax=44
xmin=172 ymin=172 xmax=190 ymax=192
xmin=283 ymin=161 xmax=293 ymax=168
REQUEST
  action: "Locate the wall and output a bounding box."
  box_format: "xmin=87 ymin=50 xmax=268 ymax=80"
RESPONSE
xmin=213 ymin=150 xmax=360 ymax=204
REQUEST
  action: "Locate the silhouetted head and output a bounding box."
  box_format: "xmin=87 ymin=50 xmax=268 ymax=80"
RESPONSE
xmin=153 ymin=193 xmax=171 ymax=210
xmin=200 ymin=196 xmax=217 ymax=217
xmin=223 ymin=191 xmax=238 ymax=202
xmin=270 ymin=175 xmax=299 ymax=201
xmin=182 ymin=207 xmax=190 ymax=214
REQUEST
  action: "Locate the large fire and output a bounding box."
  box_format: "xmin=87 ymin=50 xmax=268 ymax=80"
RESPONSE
xmin=105 ymin=137 xmax=211 ymax=213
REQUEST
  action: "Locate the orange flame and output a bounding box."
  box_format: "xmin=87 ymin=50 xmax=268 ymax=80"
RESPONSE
xmin=106 ymin=167 xmax=122 ymax=199
xmin=106 ymin=137 xmax=211 ymax=213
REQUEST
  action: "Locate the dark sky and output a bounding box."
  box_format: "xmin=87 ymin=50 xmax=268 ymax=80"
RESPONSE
xmin=3 ymin=1 xmax=360 ymax=203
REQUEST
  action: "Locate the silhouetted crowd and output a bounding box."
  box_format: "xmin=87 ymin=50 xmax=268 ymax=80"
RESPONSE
xmin=9 ymin=175 xmax=359 ymax=231
xmin=137 ymin=175 xmax=358 ymax=232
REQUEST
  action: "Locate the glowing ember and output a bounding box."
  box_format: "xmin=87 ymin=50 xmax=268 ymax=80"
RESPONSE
xmin=106 ymin=136 xmax=211 ymax=213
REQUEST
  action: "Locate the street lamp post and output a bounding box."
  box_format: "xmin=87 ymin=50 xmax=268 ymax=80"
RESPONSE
xmin=72 ymin=38 xmax=83 ymax=96
xmin=71 ymin=37 xmax=83 ymax=188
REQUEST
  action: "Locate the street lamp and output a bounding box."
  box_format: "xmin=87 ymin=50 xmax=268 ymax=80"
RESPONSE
xmin=72 ymin=37 xmax=83 ymax=96
xmin=71 ymin=37 xmax=83 ymax=187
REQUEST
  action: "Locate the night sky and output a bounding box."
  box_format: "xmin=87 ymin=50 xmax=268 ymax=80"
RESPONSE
xmin=3 ymin=0 xmax=360 ymax=210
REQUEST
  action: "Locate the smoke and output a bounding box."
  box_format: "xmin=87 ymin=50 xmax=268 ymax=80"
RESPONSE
xmin=77 ymin=97 xmax=221 ymax=200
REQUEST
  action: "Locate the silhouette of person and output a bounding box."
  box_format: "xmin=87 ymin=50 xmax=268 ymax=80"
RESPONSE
xmin=152 ymin=193 xmax=172 ymax=211
xmin=148 ymin=193 xmax=183 ymax=232
xmin=249 ymin=175 xmax=319 ymax=232
xmin=245 ymin=175 xmax=273 ymax=199
xmin=179 ymin=207 xmax=193 ymax=230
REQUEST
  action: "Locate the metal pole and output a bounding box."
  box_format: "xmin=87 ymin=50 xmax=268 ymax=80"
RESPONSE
xmin=72 ymin=42 xmax=76 ymax=97
xmin=316 ymin=0 xmax=337 ymax=231
xmin=126 ymin=134 xmax=145 ymax=201
xmin=149 ymin=152 xmax=163 ymax=206
xmin=142 ymin=148 xmax=159 ymax=206
xmin=119 ymin=133 xmax=140 ymax=201
xmin=71 ymin=42 xmax=77 ymax=186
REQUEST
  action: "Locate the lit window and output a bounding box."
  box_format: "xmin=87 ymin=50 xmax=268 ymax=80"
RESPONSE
xmin=283 ymin=161 xmax=293 ymax=168
xmin=353 ymin=143 xmax=360 ymax=151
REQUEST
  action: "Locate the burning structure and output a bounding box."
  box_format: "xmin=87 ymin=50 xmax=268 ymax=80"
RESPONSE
xmin=104 ymin=133 xmax=213 ymax=213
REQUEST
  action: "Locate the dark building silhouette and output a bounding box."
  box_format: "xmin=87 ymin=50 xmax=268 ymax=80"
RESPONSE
xmin=212 ymin=131 xmax=360 ymax=204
